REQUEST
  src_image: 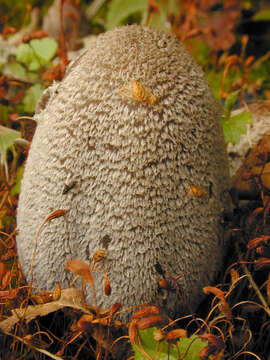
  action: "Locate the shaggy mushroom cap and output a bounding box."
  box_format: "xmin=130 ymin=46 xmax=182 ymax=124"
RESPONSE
xmin=17 ymin=25 xmax=230 ymax=319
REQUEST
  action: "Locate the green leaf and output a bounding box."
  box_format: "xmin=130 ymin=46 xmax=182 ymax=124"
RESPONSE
xmin=23 ymin=84 xmax=43 ymax=114
xmin=253 ymin=10 xmax=270 ymax=21
xmin=11 ymin=166 xmax=24 ymax=195
xmin=30 ymin=37 xmax=58 ymax=63
xmin=133 ymin=328 xmax=207 ymax=360
xmin=106 ymin=0 xmax=148 ymax=30
xmin=8 ymin=63 xmax=27 ymax=79
xmin=224 ymin=90 xmax=240 ymax=118
xmin=0 ymin=126 xmax=21 ymax=177
xmin=15 ymin=43 xmax=41 ymax=71
xmin=221 ymin=111 xmax=253 ymax=145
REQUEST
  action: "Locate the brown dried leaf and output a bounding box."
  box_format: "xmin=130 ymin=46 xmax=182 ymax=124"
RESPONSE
xmin=137 ymin=315 xmax=167 ymax=330
xmin=1 ymin=270 xmax=11 ymax=289
xmin=255 ymin=257 xmax=270 ymax=270
xmin=248 ymin=235 xmax=270 ymax=249
xmin=103 ymin=271 xmax=111 ymax=296
xmin=52 ymin=284 xmax=61 ymax=301
xmin=230 ymin=268 xmax=239 ymax=284
xmin=203 ymin=286 xmax=226 ymax=302
xmin=200 ymin=333 xmax=225 ymax=350
xmin=0 ymin=263 xmax=6 ymax=283
xmin=219 ymin=301 xmax=232 ymax=320
xmin=0 ymin=288 xmax=19 ymax=301
xmin=66 ymin=259 xmax=94 ymax=286
xmin=128 ymin=319 xmax=138 ymax=345
xmin=267 ymin=273 xmax=270 ymax=303
xmin=132 ymin=305 xmax=160 ymax=320
xmin=76 ymin=314 xmax=94 ymax=332
xmin=44 ymin=209 xmax=67 ymax=223
xmin=165 ymin=329 xmax=187 ymax=343
xmin=0 ymin=288 xmax=89 ymax=333
xmin=93 ymin=249 xmax=107 ymax=264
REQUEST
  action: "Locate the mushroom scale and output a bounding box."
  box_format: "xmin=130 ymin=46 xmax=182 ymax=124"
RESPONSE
xmin=16 ymin=25 xmax=230 ymax=319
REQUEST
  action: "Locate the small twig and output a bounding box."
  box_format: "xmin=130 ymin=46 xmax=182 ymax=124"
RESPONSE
xmin=241 ymin=262 xmax=270 ymax=317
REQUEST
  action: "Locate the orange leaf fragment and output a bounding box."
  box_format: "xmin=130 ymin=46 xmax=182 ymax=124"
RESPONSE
xmin=267 ymin=273 xmax=270 ymax=303
xmin=203 ymin=286 xmax=226 ymax=302
xmin=165 ymin=329 xmax=187 ymax=343
xmin=128 ymin=319 xmax=138 ymax=345
xmin=132 ymin=305 xmax=160 ymax=320
xmin=66 ymin=259 xmax=94 ymax=286
xmin=77 ymin=314 xmax=94 ymax=332
xmin=255 ymin=257 xmax=270 ymax=270
xmin=1 ymin=270 xmax=11 ymax=290
xmin=44 ymin=209 xmax=67 ymax=223
xmin=247 ymin=235 xmax=270 ymax=249
xmin=137 ymin=315 xmax=167 ymax=330
xmin=103 ymin=271 xmax=111 ymax=296
xmin=230 ymin=268 xmax=239 ymax=284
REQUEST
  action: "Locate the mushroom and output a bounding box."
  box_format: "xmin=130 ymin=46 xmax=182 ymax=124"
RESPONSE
xmin=16 ymin=25 xmax=231 ymax=319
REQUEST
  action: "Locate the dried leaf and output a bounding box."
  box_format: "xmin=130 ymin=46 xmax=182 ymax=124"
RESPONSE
xmin=128 ymin=319 xmax=138 ymax=345
xmin=267 ymin=273 xmax=270 ymax=302
xmin=104 ymin=271 xmax=111 ymax=296
xmin=0 ymin=288 xmax=19 ymax=301
xmin=255 ymin=257 xmax=270 ymax=270
xmin=44 ymin=209 xmax=67 ymax=223
xmin=0 ymin=262 xmax=6 ymax=283
xmin=153 ymin=328 xmax=166 ymax=342
xmin=230 ymin=268 xmax=239 ymax=284
xmin=203 ymin=286 xmax=226 ymax=302
xmin=132 ymin=305 xmax=160 ymax=320
xmin=165 ymin=329 xmax=187 ymax=343
xmin=76 ymin=314 xmax=94 ymax=332
xmin=93 ymin=249 xmax=107 ymax=263
xmin=66 ymin=259 xmax=94 ymax=286
xmin=219 ymin=301 xmax=232 ymax=320
xmin=200 ymin=333 xmax=225 ymax=350
xmin=187 ymin=185 xmax=206 ymax=198
xmin=137 ymin=315 xmax=167 ymax=330
xmin=52 ymin=284 xmax=61 ymax=301
xmin=1 ymin=270 xmax=11 ymax=289
xmin=248 ymin=235 xmax=270 ymax=249
xmin=0 ymin=288 xmax=89 ymax=333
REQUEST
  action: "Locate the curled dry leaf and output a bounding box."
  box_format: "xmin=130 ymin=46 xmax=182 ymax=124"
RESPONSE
xmin=44 ymin=209 xmax=67 ymax=223
xmin=165 ymin=329 xmax=187 ymax=343
xmin=132 ymin=305 xmax=160 ymax=320
xmin=137 ymin=315 xmax=167 ymax=330
xmin=76 ymin=314 xmax=95 ymax=332
xmin=103 ymin=271 xmax=111 ymax=296
xmin=66 ymin=259 xmax=94 ymax=286
xmin=247 ymin=235 xmax=270 ymax=249
xmin=0 ymin=288 xmax=89 ymax=333
xmin=118 ymin=80 xmax=158 ymax=106
xmin=0 ymin=288 xmax=19 ymax=301
xmin=1 ymin=270 xmax=12 ymax=289
xmin=128 ymin=319 xmax=138 ymax=345
xmin=93 ymin=249 xmax=107 ymax=264
xmin=230 ymin=268 xmax=240 ymax=284
xmin=108 ymin=302 xmax=122 ymax=322
xmin=267 ymin=273 xmax=270 ymax=303
xmin=187 ymin=185 xmax=206 ymax=198
xmin=203 ymin=286 xmax=226 ymax=302
xmin=255 ymin=257 xmax=270 ymax=270
xmin=219 ymin=301 xmax=232 ymax=320
xmin=0 ymin=263 xmax=5 ymax=283
xmin=153 ymin=328 xmax=166 ymax=342
xmin=200 ymin=333 xmax=225 ymax=350
xmin=52 ymin=284 xmax=61 ymax=301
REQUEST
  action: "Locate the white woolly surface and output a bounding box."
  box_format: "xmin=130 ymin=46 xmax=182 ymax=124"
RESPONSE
xmin=17 ymin=25 xmax=230 ymax=319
